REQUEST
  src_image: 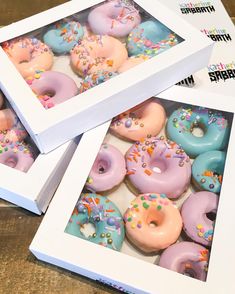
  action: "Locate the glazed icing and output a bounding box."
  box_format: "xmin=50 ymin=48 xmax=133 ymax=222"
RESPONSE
xmin=125 ymin=136 xmax=191 ymax=199
xmin=86 ymin=143 xmax=126 ymax=192
xmin=167 ymin=106 xmax=230 ymax=158
xmin=124 ymin=193 xmax=182 ymax=253
xmin=65 ymin=193 xmax=125 ymax=251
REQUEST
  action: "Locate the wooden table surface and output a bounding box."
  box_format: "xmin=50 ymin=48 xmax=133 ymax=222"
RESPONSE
xmin=0 ymin=1 xmax=234 ymax=294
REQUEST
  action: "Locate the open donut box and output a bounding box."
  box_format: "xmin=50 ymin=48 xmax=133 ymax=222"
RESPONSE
xmin=0 ymin=0 xmax=214 ymax=154
xmin=30 ymin=86 xmax=235 ymax=294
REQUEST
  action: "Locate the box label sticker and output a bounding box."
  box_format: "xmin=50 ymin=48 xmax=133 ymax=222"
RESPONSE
xmin=208 ymin=61 xmax=235 ymax=82
xmin=179 ymin=2 xmax=215 ymax=14
xmin=177 ymin=75 xmax=195 ymax=87
xmin=97 ymin=279 xmax=135 ymax=294
xmin=201 ymin=28 xmax=232 ymax=42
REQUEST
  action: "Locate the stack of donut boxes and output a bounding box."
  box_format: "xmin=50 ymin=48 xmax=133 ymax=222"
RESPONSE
xmin=0 ymin=0 xmax=235 ymax=294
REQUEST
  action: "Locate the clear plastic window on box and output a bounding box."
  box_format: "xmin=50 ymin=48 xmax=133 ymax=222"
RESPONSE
xmin=0 ymin=0 xmax=184 ymax=110
xmin=0 ymin=90 xmax=39 ymax=172
xmin=65 ymin=96 xmax=232 ymax=282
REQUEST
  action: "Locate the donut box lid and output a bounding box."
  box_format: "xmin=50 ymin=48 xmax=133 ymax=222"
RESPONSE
xmin=0 ymin=0 xmax=214 ymax=154
xmin=0 ymin=138 xmax=79 ymax=215
xmin=30 ymin=86 xmax=235 ymax=293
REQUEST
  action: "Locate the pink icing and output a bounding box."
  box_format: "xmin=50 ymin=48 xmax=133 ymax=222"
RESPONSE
xmin=126 ymin=136 xmax=191 ymax=199
xmin=181 ymin=191 xmax=218 ymax=246
xmin=88 ymin=0 xmax=141 ymax=38
xmin=86 ymin=143 xmax=126 ymax=192
xmin=27 ymin=71 xmax=78 ymax=109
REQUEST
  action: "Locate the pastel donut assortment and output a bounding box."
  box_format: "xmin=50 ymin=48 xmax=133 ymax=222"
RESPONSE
xmin=110 ymin=98 xmax=166 ymax=142
xmin=86 ymin=143 xmax=126 ymax=192
xmin=0 ymin=93 xmax=36 ymax=172
xmin=2 ymin=0 xmax=182 ymax=110
xmin=65 ymin=97 xmax=230 ymax=283
xmin=65 ymin=193 xmax=125 ymax=251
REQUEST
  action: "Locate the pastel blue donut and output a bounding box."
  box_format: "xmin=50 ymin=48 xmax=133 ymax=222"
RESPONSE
xmin=127 ymin=20 xmax=178 ymax=57
xmin=65 ymin=193 xmax=125 ymax=251
xmin=192 ymin=151 xmax=226 ymax=194
xmin=166 ymin=106 xmax=230 ymax=158
xmin=43 ymin=21 xmax=84 ymax=54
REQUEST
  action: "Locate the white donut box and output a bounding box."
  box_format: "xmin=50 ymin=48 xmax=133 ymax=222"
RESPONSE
xmin=0 ymin=0 xmax=214 ymax=154
xmin=30 ymin=86 xmax=235 ymax=294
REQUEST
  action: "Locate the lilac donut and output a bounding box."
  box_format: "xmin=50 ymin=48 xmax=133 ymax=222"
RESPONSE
xmin=126 ymin=136 xmax=191 ymax=199
xmin=26 ymin=71 xmax=78 ymax=109
xmin=181 ymin=192 xmax=218 ymax=247
xmin=158 ymin=241 xmax=209 ymax=281
xmin=88 ymin=0 xmax=141 ymax=38
xmin=86 ymin=143 xmax=126 ymax=192
xmin=0 ymin=141 xmax=34 ymax=172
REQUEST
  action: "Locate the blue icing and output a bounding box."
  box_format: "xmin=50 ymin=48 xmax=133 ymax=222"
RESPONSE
xmin=43 ymin=21 xmax=84 ymax=54
xmin=127 ymin=20 xmax=178 ymax=56
xmin=192 ymin=150 xmax=226 ymax=194
xmin=166 ymin=106 xmax=230 ymax=158
xmin=65 ymin=193 xmax=125 ymax=251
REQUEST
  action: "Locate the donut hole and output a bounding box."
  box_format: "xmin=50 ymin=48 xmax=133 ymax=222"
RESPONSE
xmin=183 ymin=267 xmax=197 ymax=279
xmin=80 ymin=223 xmax=96 ymax=239
xmin=4 ymin=156 xmax=18 ymax=168
xmin=149 ymin=158 xmax=167 ymax=174
xmin=191 ymin=123 xmax=205 ymax=137
xmin=147 ymin=210 xmax=164 ymax=228
xmin=95 ymin=159 xmax=111 ymax=174
xmin=206 ymin=211 xmax=216 ymax=222
xmin=41 ymin=89 xmax=56 ymax=98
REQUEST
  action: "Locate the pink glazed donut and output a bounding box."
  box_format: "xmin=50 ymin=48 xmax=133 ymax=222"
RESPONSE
xmin=0 ymin=109 xmax=28 ymax=143
xmin=70 ymin=35 xmax=128 ymax=77
xmin=126 ymin=136 xmax=191 ymax=199
xmin=0 ymin=141 xmax=34 ymax=172
xmin=26 ymin=71 xmax=79 ymax=109
xmin=86 ymin=143 xmax=126 ymax=192
xmin=110 ymin=98 xmax=166 ymax=142
xmin=2 ymin=37 xmax=53 ymax=78
xmin=124 ymin=193 xmax=182 ymax=253
xmin=181 ymin=191 xmax=219 ymax=247
xmin=88 ymin=0 xmax=141 ymax=38
xmin=159 ymin=241 xmax=209 ymax=281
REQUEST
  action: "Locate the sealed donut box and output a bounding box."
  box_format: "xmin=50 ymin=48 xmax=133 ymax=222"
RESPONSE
xmin=0 ymin=135 xmax=79 ymax=214
xmin=30 ymin=86 xmax=235 ymax=294
xmin=0 ymin=89 xmax=79 ymax=214
xmin=0 ymin=0 xmax=214 ymax=154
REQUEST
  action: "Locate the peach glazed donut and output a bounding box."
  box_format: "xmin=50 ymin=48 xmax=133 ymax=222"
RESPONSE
xmin=88 ymin=0 xmax=141 ymax=38
xmin=125 ymin=136 xmax=191 ymax=199
xmin=124 ymin=193 xmax=182 ymax=253
xmin=2 ymin=37 xmax=53 ymax=78
xmin=70 ymin=35 xmax=128 ymax=77
xmin=110 ymin=98 xmax=166 ymax=142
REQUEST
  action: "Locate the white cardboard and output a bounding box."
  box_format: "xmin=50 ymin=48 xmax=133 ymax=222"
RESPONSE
xmin=30 ymin=86 xmax=235 ymax=293
xmin=0 ymin=0 xmax=214 ymax=153
xmin=161 ymin=0 xmax=235 ymax=95
xmin=0 ymin=138 xmax=79 ymax=215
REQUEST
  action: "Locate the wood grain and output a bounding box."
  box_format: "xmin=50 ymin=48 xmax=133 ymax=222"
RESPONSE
xmin=0 ymin=0 xmax=234 ymax=294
